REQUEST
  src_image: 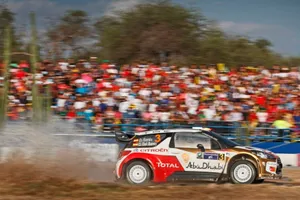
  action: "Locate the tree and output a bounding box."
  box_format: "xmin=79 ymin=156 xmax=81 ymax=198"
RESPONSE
xmin=254 ymin=38 xmax=272 ymax=50
xmin=0 ymin=4 xmax=22 ymax=57
xmin=95 ymin=1 xmax=207 ymax=64
xmin=46 ymin=10 xmax=91 ymax=59
xmin=198 ymin=27 xmax=231 ymax=65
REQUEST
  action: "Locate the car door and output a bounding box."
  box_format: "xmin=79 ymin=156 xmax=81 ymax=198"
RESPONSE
xmin=170 ymin=132 xmax=226 ymax=174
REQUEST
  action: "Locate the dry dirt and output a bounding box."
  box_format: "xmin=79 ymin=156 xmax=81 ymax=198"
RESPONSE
xmin=0 ymin=152 xmax=300 ymax=200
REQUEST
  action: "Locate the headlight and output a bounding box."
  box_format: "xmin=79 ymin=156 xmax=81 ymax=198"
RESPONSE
xmin=251 ymin=151 xmax=268 ymax=159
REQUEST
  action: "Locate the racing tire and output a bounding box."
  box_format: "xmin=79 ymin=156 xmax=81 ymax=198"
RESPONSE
xmin=125 ymin=161 xmax=152 ymax=185
xmin=230 ymin=160 xmax=257 ymax=184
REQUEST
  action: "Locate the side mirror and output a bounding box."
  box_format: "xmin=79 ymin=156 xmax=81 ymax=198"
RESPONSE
xmin=197 ymin=144 xmax=205 ymax=152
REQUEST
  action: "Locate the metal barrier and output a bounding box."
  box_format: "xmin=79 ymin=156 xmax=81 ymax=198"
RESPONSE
xmin=3 ymin=116 xmax=300 ymax=145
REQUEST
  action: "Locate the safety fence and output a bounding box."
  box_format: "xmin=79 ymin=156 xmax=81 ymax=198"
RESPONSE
xmin=4 ymin=117 xmax=299 ymax=146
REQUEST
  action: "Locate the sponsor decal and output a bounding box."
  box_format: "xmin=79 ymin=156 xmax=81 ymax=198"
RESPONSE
xmin=139 ymin=148 xmax=168 ymax=153
xmin=182 ymin=153 xmax=190 ymax=163
xmin=218 ymin=154 xmax=225 ymax=161
xmin=132 ymin=134 xmax=166 ymax=147
xmin=157 ymin=162 xmax=179 ymax=168
xmin=132 ymin=148 xmax=139 ymax=152
xmin=197 ymin=152 xmax=225 ymax=161
xmin=269 ymin=166 xmax=276 ymax=173
xmin=186 ymin=162 xmax=224 ymax=170
xmin=266 ymin=162 xmax=277 ymax=173
xmin=196 ymin=152 xmax=204 ymax=159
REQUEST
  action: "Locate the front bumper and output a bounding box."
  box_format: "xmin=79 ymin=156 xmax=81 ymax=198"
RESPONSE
xmin=260 ymin=158 xmax=283 ymax=180
xmin=260 ymin=173 xmax=282 ymax=180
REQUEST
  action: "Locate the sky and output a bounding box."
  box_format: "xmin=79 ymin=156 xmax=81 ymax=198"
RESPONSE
xmin=4 ymin=0 xmax=300 ymax=56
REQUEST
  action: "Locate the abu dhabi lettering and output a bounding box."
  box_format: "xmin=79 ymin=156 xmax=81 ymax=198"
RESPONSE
xmin=186 ymin=162 xmax=223 ymax=170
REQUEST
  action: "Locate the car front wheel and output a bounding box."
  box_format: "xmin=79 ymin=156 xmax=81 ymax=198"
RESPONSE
xmin=230 ymin=160 xmax=256 ymax=184
xmin=126 ymin=161 xmax=151 ymax=185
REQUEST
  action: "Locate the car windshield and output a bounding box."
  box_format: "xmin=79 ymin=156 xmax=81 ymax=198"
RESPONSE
xmin=204 ymin=131 xmax=241 ymax=148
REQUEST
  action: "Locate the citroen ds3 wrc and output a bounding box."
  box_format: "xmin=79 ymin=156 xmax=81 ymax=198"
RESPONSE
xmin=114 ymin=128 xmax=282 ymax=185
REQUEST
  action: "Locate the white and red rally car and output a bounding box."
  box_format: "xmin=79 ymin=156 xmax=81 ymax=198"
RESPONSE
xmin=114 ymin=128 xmax=282 ymax=185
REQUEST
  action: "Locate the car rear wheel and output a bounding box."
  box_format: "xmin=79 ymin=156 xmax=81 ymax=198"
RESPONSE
xmin=126 ymin=161 xmax=151 ymax=185
xmin=230 ymin=160 xmax=256 ymax=184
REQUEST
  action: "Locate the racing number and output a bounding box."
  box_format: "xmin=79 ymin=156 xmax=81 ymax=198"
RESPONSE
xmin=155 ymin=134 xmax=161 ymax=143
xmin=218 ymin=154 xmax=225 ymax=161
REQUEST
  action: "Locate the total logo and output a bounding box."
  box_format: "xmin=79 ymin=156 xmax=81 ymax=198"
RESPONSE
xmin=156 ymin=162 xmax=180 ymax=168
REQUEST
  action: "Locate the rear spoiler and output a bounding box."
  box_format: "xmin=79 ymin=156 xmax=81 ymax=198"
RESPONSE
xmin=115 ymin=131 xmax=136 ymax=143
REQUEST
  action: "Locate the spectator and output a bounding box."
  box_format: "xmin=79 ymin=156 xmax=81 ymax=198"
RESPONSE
xmin=272 ymin=115 xmax=293 ymax=140
xmin=2 ymin=59 xmax=298 ymax=139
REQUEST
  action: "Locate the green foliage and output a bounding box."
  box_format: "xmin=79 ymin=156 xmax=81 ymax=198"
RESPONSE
xmin=94 ymin=1 xmax=300 ymax=67
xmin=0 ymin=5 xmax=23 ymax=59
xmin=95 ymin=1 xmax=207 ymax=64
xmin=1 ymin=1 xmax=300 ymax=67
xmin=45 ymin=10 xmax=91 ymax=59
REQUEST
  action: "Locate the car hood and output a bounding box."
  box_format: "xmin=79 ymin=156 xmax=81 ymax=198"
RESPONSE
xmin=233 ymin=146 xmax=277 ymax=156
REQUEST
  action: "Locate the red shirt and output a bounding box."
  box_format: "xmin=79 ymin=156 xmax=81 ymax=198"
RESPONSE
xmin=121 ymin=70 xmax=131 ymax=78
xmin=266 ymin=105 xmax=278 ymax=113
xmin=15 ymin=70 xmax=26 ymax=79
xmin=256 ymin=96 xmax=266 ymax=106
xmin=19 ymin=63 xmax=29 ymax=69
xmin=145 ymin=69 xmax=154 ymax=78
xmin=66 ymin=111 xmax=76 ymax=119
xmin=248 ymin=112 xmax=258 ymax=122
xmin=159 ymin=71 xmax=167 ymax=77
xmin=100 ymin=63 xmax=109 ymax=70
xmin=111 ymin=85 xmax=120 ymax=92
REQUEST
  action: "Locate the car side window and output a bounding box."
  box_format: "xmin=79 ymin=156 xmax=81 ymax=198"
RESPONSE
xmin=211 ymin=139 xmax=221 ymax=150
xmin=174 ymin=132 xmax=211 ymax=149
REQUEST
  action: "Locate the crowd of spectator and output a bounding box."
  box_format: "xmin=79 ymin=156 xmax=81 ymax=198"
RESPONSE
xmin=0 ymin=58 xmax=299 ymax=135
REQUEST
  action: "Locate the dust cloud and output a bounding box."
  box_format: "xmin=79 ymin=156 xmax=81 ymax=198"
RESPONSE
xmin=0 ymin=119 xmax=117 ymax=183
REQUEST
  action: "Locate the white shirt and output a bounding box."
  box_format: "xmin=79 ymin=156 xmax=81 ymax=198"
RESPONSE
xmin=256 ymin=112 xmax=268 ymax=122
xmin=160 ymin=92 xmax=173 ymax=98
xmin=57 ymin=99 xmax=66 ymax=107
xmin=149 ymin=104 xmax=158 ymax=112
xmin=139 ymin=89 xmax=151 ymax=97
xmin=74 ymin=101 xmax=86 ymax=109
xmin=119 ymin=101 xmax=130 ymax=113
xmin=92 ymin=99 xmax=101 ymax=107
xmin=203 ymin=108 xmax=216 ymax=120
xmin=159 ymin=112 xmax=171 ymax=122
xmin=150 ymin=112 xmax=160 ymax=123
xmin=230 ymin=112 xmax=243 ymax=121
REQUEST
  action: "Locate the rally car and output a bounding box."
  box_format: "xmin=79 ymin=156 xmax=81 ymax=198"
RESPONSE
xmin=114 ymin=127 xmax=282 ymax=185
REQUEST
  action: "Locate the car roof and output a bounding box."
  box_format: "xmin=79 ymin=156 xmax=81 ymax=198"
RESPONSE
xmin=134 ymin=128 xmax=210 ymax=136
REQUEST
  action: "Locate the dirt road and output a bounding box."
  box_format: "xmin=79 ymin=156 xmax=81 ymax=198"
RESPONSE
xmin=0 ymin=157 xmax=299 ymax=200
